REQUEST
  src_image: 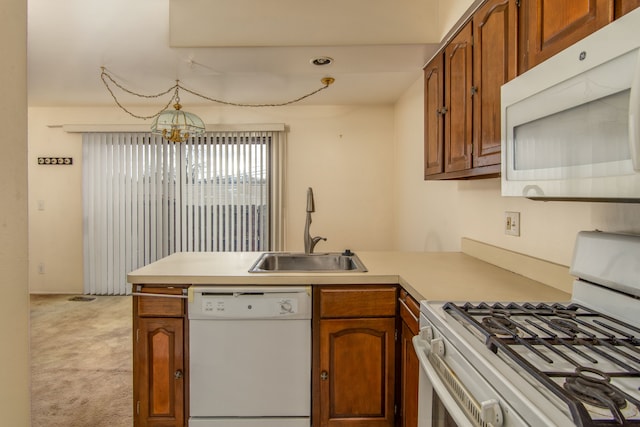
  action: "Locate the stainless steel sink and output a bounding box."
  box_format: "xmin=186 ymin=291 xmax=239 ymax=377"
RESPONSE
xmin=249 ymin=252 xmax=367 ymax=273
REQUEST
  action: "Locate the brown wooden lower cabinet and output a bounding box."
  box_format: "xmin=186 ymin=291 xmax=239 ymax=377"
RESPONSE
xmin=133 ymin=287 xmax=187 ymax=427
xmin=314 ymin=285 xmax=398 ymax=427
xmin=133 ymin=284 xmax=424 ymax=427
xmin=318 ymin=317 xmax=397 ymax=427
xmin=399 ymin=290 xmax=420 ymax=427
xmin=135 ymin=317 xmax=185 ymax=427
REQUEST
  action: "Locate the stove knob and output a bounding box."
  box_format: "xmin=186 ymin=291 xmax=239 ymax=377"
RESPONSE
xmin=419 ymin=325 xmax=433 ymax=342
xmin=480 ymin=399 xmax=503 ymax=426
xmin=430 ymin=338 xmax=445 ymax=357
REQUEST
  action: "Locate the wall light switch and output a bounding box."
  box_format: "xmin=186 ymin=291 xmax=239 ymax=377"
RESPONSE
xmin=505 ymin=211 xmax=520 ymax=236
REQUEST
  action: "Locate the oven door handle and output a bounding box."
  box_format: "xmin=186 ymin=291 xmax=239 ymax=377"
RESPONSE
xmin=412 ymin=334 xmax=504 ymax=427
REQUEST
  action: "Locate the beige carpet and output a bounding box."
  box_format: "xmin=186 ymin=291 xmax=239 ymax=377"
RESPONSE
xmin=30 ymin=294 xmax=133 ymax=427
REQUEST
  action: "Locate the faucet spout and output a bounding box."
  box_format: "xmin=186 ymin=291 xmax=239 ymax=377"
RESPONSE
xmin=303 ymin=188 xmax=326 ymax=254
xmin=310 ymin=236 xmax=327 ymax=253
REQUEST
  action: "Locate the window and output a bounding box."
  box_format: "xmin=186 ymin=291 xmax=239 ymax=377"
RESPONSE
xmin=82 ymin=129 xmax=285 ymax=295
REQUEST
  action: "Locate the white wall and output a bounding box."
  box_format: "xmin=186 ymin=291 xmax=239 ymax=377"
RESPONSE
xmin=0 ymin=0 xmax=30 ymax=424
xmin=29 ymin=68 xmax=640 ymax=294
xmin=437 ymin=0 xmax=475 ymax=40
xmin=393 ymin=76 xmax=640 ymax=266
xmin=29 ymin=0 xmax=640 ymax=293
xmin=28 ymin=104 xmax=395 ymax=293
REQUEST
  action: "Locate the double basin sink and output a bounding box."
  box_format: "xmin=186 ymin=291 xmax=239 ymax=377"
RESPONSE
xmin=249 ymin=251 xmax=367 ymax=273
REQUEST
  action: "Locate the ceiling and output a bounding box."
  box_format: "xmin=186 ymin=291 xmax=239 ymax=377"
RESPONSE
xmin=27 ymin=0 xmax=446 ymax=107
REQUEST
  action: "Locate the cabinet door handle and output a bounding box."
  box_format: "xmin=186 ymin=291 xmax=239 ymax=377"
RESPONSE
xmin=174 ymin=369 xmax=183 ymax=380
xmin=320 ymin=371 xmax=328 ymax=381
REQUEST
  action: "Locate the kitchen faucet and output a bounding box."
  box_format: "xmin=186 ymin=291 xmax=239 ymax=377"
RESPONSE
xmin=304 ymin=187 xmax=326 ymax=254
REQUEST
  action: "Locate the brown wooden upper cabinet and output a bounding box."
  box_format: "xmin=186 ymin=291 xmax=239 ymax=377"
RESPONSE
xmin=473 ymin=0 xmax=518 ymax=168
xmin=424 ymin=0 xmax=516 ymax=180
xmin=444 ymin=22 xmax=474 ymax=174
xmin=424 ymin=0 xmax=639 ymax=180
xmin=616 ymin=0 xmax=640 ymax=17
xmin=520 ymin=0 xmax=615 ymax=71
xmin=423 ymin=54 xmax=444 ymax=176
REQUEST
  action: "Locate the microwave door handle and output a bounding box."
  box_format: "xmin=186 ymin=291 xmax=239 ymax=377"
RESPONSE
xmin=630 ymin=50 xmax=640 ymax=171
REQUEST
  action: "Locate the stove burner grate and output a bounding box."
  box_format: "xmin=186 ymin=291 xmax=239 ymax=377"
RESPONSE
xmin=564 ymin=368 xmax=627 ymax=410
xmin=481 ymin=315 xmax=518 ymax=335
xmin=443 ymin=301 xmax=640 ymax=426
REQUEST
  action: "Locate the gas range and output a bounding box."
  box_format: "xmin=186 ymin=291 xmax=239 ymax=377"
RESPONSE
xmin=414 ymin=231 xmax=640 ymax=427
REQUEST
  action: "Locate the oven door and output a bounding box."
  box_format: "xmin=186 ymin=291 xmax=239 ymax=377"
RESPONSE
xmin=413 ymin=314 xmax=525 ymax=427
xmin=416 ymin=355 xmax=461 ymax=427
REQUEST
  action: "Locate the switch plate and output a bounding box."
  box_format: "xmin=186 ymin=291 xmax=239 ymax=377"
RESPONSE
xmin=505 ymin=211 xmax=520 ymax=236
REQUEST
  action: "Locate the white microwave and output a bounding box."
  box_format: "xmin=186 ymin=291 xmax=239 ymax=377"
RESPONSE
xmin=501 ymin=7 xmax=640 ymax=202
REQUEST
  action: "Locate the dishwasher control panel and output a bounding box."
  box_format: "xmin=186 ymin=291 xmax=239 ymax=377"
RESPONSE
xmin=201 ymin=295 xmax=298 ymax=316
xmin=189 ymin=286 xmax=312 ymax=320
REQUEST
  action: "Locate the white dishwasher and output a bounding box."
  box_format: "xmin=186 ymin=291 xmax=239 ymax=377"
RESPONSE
xmin=188 ymin=286 xmax=311 ymax=427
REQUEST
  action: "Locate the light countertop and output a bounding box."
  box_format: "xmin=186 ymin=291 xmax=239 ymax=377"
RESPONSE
xmin=127 ymin=251 xmax=571 ymax=303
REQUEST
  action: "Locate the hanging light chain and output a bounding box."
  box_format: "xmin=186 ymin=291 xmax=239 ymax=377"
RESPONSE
xmin=178 ymin=77 xmax=334 ymax=107
xmin=100 ymin=67 xmax=335 ymax=119
xmin=100 ymin=68 xmax=178 ymax=120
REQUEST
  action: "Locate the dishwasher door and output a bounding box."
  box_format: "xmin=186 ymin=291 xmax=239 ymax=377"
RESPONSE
xmin=188 ymin=286 xmax=311 ymax=427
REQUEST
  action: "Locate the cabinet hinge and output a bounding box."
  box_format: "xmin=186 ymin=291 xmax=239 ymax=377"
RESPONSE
xmin=395 ymin=329 xmax=398 ymax=341
xmin=394 ymin=404 xmax=398 ymax=415
xmin=515 ymin=0 xmax=521 ymax=7
xmin=136 ymin=328 xmax=139 ymax=343
xmin=136 ymin=400 xmax=140 ymax=415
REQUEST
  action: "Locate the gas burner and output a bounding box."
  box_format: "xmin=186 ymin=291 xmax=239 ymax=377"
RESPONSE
xmin=549 ymin=318 xmax=580 ymax=335
xmin=553 ymin=308 xmax=579 ymax=318
xmin=564 ymin=368 xmax=627 ymax=410
xmin=488 ymin=307 xmax=512 ymax=316
xmin=481 ymin=315 xmax=517 ymax=336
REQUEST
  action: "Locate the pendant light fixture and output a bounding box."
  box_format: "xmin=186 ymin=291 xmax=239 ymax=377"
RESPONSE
xmin=100 ymin=67 xmax=335 ymax=142
xmin=150 ymin=86 xmax=205 ymax=143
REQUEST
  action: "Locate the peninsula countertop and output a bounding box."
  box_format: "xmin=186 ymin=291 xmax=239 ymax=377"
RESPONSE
xmin=127 ymin=251 xmax=571 ymax=302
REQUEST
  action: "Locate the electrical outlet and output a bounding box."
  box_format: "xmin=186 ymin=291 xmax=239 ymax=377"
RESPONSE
xmin=38 ymin=262 xmax=45 ymax=274
xmin=505 ymin=211 xmax=520 ymax=236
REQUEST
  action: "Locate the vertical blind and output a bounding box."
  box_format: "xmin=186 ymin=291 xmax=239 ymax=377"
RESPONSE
xmin=82 ymin=130 xmax=285 ymax=295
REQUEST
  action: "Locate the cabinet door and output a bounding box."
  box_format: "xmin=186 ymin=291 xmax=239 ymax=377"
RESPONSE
xmin=473 ymin=0 xmax=517 ymax=168
xmin=319 ymin=317 xmax=396 ymax=427
xmin=615 ymin=0 xmax=640 ymax=17
xmin=444 ymin=22 xmax=473 ymax=173
xmin=400 ymin=320 xmax=419 ymax=427
xmin=399 ymin=291 xmax=420 ymax=427
xmin=523 ymin=0 xmax=614 ymax=70
xmin=424 ymin=53 xmax=445 ymax=177
xmin=135 ymin=317 xmax=185 ymax=427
